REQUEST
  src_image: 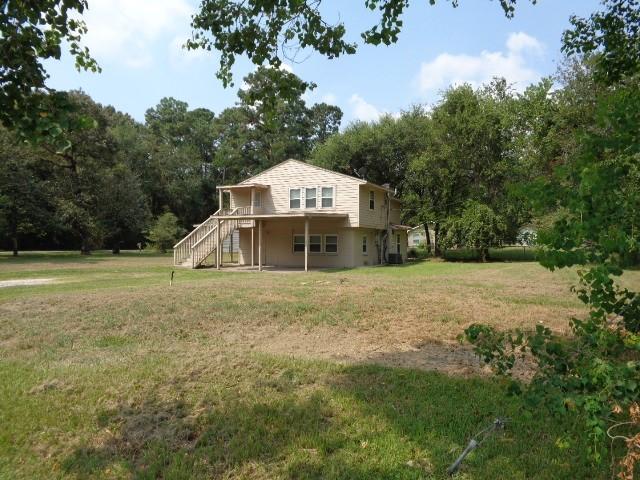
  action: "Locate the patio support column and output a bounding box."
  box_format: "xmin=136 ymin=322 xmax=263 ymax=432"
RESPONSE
xmin=304 ymin=217 xmax=309 ymax=272
xmin=251 ymin=227 xmax=254 ymax=268
xmin=250 ymin=188 xmax=255 ymax=214
xmin=218 ymin=188 xmax=223 ymax=211
xmin=258 ymin=220 xmax=262 ymax=272
xmin=216 ymin=218 xmax=220 ymax=270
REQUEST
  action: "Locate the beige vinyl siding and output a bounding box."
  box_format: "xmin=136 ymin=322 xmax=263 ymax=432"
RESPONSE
xmin=239 ymin=160 xmax=361 ymax=227
xmin=359 ymin=186 xmax=389 ymax=229
xmin=389 ymin=198 xmax=402 ymax=225
xmin=229 ymin=190 xmax=250 ymax=209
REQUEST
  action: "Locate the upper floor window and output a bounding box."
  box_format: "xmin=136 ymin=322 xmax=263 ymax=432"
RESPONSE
xmin=289 ymin=188 xmax=301 ymax=209
xmin=253 ymin=191 xmax=262 ymax=208
xmin=369 ymin=190 xmax=375 ymax=210
xmin=321 ymin=187 xmax=334 ymax=208
xmin=305 ymin=187 xmax=317 ymax=208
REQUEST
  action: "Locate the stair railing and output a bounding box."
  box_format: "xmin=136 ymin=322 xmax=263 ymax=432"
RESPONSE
xmin=190 ymin=208 xmax=239 ymax=268
xmin=173 ymin=209 xmax=222 ymax=265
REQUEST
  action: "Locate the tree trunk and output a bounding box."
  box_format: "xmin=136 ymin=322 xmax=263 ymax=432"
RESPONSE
xmin=423 ymin=223 xmax=432 ymax=254
xmin=480 ymin=248 xmax=489 ymax=262
xmin=433 ymin=223 xmax=442 ymax=257
xmin=112 ymin=243 xmax=120 ymax=254
xmin=12 ymin=236 xmax=18 ymax=256
xmin=80 ymin=237 xmax=91 ymax=255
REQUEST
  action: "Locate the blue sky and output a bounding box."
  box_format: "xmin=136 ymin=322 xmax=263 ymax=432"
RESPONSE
xmin=45 ymin=0 xmax=601 ymax=126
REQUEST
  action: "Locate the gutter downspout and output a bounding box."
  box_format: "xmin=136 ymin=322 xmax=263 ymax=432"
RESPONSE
xmin=385 ymin=191 xmax=391 ymax=264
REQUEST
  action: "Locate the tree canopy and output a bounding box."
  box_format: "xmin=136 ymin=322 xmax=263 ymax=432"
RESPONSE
xmin=188 ymin=0 xmax=534 ymax=89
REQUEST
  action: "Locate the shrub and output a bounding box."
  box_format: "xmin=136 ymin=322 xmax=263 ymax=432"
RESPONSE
xmin=147 ymin=212 xmax=185 ymax=253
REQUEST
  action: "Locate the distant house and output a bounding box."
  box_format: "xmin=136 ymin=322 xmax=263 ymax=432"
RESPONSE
xmin=174 ymin=159 xmax=409 ymax=270
xmin=407 ymin=224 xmax=435 ymax=249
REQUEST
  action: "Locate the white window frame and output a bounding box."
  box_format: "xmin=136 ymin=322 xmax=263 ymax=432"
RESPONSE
xmin=293 ymin=234 xmax=305 ymax=252
xmin=293 ymin=234 xmax=322 ymax=254
xmin=324 ymin=234 xmax=338 ymax=254
xmin=289 ymin=188 xmax=301 ymax=209
xmin=305 ymin=187 xmax=317 ymax=209
xmin=321 ymin=186 xmax=334 ymax=209
xmin=369 ymin=190 xmax=375 ymax=210
xmin=309 ymin=234 xmax=322 ymax=253
xmin=362 ymin=235 xmax=368 ymax=255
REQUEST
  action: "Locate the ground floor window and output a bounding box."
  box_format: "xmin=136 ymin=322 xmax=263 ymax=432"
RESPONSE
xmin=293 ymin=234 xmax=323 ymax=253
xmin=362 ymin=235 xmax=368 ymax=255
xmin=293 ymin=235 xmax=305 ymax=252
xmin=325 ymin=234 xmax=338 ymax=253
xmin=396 ymin=234 xmax=401 ymax=254
xmin=309 ymin=235 xmax=321 ymax=253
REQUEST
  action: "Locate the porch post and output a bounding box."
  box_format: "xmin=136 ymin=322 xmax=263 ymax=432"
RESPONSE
xmin=251 ymin=227 xmax=255 ymax=268
xmin=218 ymin=188 xmax=223 ymax=211
xmin=304 ymin=217 xmax=309 ymax=272
xmin=216 ymin=218 xmax=221 ymax=270
xmin=258 ymin=220 xmax=262 ymax=272
xmin=250 ymin=187 xmax=255 ymax=214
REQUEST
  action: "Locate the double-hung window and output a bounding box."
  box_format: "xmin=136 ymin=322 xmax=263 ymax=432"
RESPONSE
xmin=289 ymin=188 xmax=301 ymax=209
xmin=362 ymin=235 xmax=368 ymax=255
xmin=396 ymin=234 xmax=401 ymax=254
xmin=305 ymin=187 xmax=317 ymax=208
xmin=293 ymin=235 xmax=305 ymax=252
xmin=309 ymin=235 xmax=322 ymax=253
xmin=321 ymin=187 xmax=334 ymax=208
xmin=325 ymin=234 xmax=338 ymax=254
xmin=369 ymin=191 xmax=375 ymax=210
xmin=293 ymin=234 xmax=322 ymax=253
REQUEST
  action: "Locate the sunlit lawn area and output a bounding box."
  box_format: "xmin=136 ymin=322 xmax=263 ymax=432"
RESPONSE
xmin=2 ymin=251 xmax=639 ymax=479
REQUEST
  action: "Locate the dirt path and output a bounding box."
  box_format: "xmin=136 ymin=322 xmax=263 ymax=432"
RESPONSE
xmin=0 ymin=278 xmax=55 ymax=288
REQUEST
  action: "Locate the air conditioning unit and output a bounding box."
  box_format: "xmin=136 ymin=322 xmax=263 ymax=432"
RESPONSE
xmin=388 ymin=253 xmax=403 ymax=264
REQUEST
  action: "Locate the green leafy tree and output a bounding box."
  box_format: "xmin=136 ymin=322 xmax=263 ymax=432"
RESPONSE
xmin=147 ymin=212 xmax=185 ymax=253
xmin=0 ymin=130 xmax=53 ymax=254
xmin=404 ymin=82 xmax=514 ymax=253
xmin=442 ymin=202 xmax=506 ymax=262
xmin=43 ymin=91 xmax=117 ymax=254
xmin=97 ymin=165 xmax=151 ymax=254
xmin=188 ymin=0 xmax=532 ymax=90
xmin=213 ymin=67 xmax=343 ymax=178
xmin=562 ymin=0 xmax=640 ymax=86
xmin=464 ymin=0 xmax=640 ymax=469
xmin=0 ymin=0 xmax=100 ymax=148
xmin=312 ymin=107 xmax=430 ymax=190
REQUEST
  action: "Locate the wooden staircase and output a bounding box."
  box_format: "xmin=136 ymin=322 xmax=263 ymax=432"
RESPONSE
xmin=173 ymin=208 xmax=241 ymax=268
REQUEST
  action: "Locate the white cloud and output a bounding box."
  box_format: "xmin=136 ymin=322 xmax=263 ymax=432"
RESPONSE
xmin=321 ymin=93 xmax=337 ymax=104
xmin=415 ymin=32 xmax=544 ymax=95
xmin=279 ymin=63 xmax=294 ymax=73
xmin=81 ymin=0 xmax=194 ymax=69
xmin=349 ymin=94 xmax=383 ymax=122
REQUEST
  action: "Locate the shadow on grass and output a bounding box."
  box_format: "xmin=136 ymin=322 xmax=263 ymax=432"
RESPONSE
xmin=60 ymin=361 xmax=601 ymax=479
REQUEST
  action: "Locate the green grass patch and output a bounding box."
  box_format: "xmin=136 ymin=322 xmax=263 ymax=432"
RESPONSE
xmin=1 ymin=251 xmax=637 ymax=478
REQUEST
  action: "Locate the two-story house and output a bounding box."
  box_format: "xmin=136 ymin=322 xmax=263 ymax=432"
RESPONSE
xmin=173 ymin=159 xmax=408 ymax=270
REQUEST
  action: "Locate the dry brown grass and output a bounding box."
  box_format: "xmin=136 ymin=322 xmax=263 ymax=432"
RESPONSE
xmin=3 ymin=253 xmax=636 ymax=377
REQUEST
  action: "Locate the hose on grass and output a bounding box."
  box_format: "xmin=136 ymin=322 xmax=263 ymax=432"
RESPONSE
xmin=447 ymin=417 xmax=508 ymax=476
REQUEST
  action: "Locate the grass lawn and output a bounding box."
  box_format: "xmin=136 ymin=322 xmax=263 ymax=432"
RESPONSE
xmin=2 ymin=251 xmax=639 ymax=479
